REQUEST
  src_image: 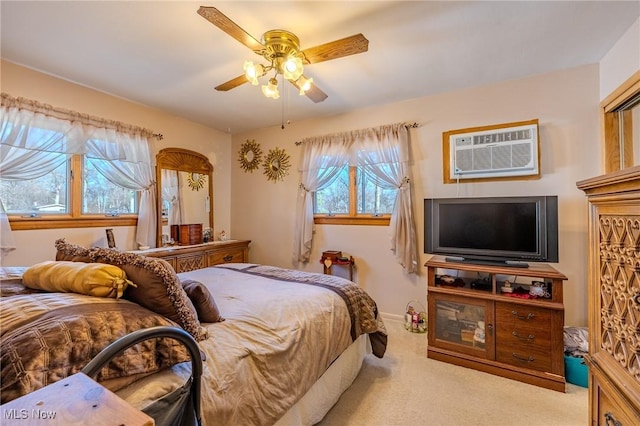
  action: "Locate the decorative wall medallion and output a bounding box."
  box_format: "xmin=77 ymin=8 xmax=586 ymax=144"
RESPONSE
xmin=238 ymin=139 xmax=262 ymax=173
xmin=187 ymin=172 xmax=207 ymax=191
xmin=263 ymin=147 xmax=291 ymax=182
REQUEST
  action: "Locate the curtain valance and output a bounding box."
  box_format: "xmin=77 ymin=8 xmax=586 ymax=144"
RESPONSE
xmin=1 ymin=93 xmax=163 ymax=140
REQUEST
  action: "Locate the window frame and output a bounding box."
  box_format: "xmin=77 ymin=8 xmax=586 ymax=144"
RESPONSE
xmin=7 ymin=154 xmax=138 ymax=230
xmin=313 ymin=165 xmax=392 ymax=226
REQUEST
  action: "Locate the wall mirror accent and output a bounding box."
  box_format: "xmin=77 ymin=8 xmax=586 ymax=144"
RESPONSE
xmin=156 ymin=148 xmax=214 ymax=247
xmin=263 ymin=147 xmax=291 ymax=182
xmin=603 ymin=70 xmax=640 ymax=173
xmin=187 ymin=172 xmax=207 ymax=191
xmin=238 ymin=139 xmax=262 ymax=172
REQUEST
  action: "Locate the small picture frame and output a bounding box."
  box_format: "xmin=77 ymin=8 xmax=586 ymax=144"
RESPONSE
xmin=106 ymin=228 xmax=116 ymax=248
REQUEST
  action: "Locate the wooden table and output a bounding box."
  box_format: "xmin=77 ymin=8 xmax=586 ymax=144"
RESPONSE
xmin=0 ymin=373 xmax=154 ymax=425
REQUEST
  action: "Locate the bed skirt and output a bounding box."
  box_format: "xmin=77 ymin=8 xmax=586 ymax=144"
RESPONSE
xmin=276 ymin=333 xmax=370 ymax=425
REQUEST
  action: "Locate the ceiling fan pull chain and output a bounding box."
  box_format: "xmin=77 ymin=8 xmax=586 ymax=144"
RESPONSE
xmin=281 ymin=74 xmax=291 ymax=130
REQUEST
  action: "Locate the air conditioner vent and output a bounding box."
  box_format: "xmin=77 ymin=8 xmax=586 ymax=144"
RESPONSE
xmin=449 ymin=123 xmax=539 ymax=180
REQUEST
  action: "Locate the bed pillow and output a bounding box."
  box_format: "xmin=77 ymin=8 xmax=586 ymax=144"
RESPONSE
xmin=181 ymin=279 xmax=224 ymax=323
xmin=87 ymin=247 xmax=207 ymax=342
xmin=23 ymin=261 xmax=134 ymax=299
xmin=54 ymin=239 xmax=92 ymax=263
xmin=54 ymin=239 xmax=207 ymax=341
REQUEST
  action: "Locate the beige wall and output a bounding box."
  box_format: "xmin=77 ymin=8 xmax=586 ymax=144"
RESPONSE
xmin=600 ymin=16 xmax=640 ymax=100
xmin=0 ymin=60 xmax=232 ymax=264
xmin=231 ymin=64 xmax=602 ymax=326
xmin=0 ymin=58 xmax=625 ymax=326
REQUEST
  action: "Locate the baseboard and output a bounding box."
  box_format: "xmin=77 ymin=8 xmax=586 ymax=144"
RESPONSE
xmin=380 ymin=312 xmax=404 ymax=322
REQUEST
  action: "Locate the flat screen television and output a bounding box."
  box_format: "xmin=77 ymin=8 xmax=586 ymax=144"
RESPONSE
xmin=424 ymin=195 xmax=558 ymax=267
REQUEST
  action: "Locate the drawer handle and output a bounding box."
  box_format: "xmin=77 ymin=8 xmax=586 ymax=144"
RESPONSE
xmin=512 ymin=331 xmax=535 ymax=342
xmin=604 ymin=412 xmax=622 ymax=426
xmin=512 ymin=353 xmax=535 ymax=363
xmin=223 ymin=255 xmax=234 ymax=262
xmin=511 ymin=310 xmax=535 ymax=320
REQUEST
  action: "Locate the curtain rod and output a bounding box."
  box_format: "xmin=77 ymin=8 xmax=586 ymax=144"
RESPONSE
xmin=1 ymin=92 xmax=164 ymax=140
xmin=294 ymin=122 xmax=420 ymax=146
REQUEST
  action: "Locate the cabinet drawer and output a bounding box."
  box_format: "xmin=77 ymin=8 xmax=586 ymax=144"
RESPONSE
xmin=207 ymin=248 xmax=245 ymax=266
xmin=176 ymin=254 xmax=205 ymax=272
xmin=495 ymin=323 xmax=551 ymax=350
xmin=597 ymin=384 xmax=637 ymax=426
xmin=496 ymin=343 xmax=552 ymax=372
xmin=496 ymin=302 xmax=552 ymax=327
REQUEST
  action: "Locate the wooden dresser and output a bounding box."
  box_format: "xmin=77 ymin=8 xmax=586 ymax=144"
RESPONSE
xmin=577 ymin=166 xmax=640 ymax=425
xmin=137 ymin=240 xmax=250 ymax=273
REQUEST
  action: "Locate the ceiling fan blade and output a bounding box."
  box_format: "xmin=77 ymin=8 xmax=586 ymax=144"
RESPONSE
xmin=289 ymin=78 xmax=328 ymax=103
xmin=215 ymin=74 xmax=249 ymax=92
xmin=197 ymin=6 xmax=265 ymax=52
xmin=301 ymin=33 xmax=369 ymax=64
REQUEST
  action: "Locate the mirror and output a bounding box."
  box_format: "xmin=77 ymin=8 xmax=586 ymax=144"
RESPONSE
xmin=238 ymin=139 xmax=262 ymax=172
xmin=263 ymin=146 xmax=291 ymax=182
xmin=156 ymin=148 xmax=214 ymax=247
xmin=603 ymin=71 xmax=640 ymax=173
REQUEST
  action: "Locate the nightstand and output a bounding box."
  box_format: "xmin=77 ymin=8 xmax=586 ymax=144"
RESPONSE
xmin=321 ymin=250 xmax=355 ymax=282
xmin=0 ymin=373 xmax=153 ymax=425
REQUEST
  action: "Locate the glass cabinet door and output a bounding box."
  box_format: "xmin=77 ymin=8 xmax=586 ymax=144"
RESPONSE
xmin=428 ymin=292 xmax=495 ymax=359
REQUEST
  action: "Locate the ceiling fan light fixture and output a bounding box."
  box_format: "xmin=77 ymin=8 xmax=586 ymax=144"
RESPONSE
xmin=297 ymin=76 xmax=313 ymax=96
xmin=282 ymin=56 xmax=304 ymax=81
xmin=243 ymin=60 xmax=264 ymax=85
xmin=262 ymin=77 xmax=280 ymax=99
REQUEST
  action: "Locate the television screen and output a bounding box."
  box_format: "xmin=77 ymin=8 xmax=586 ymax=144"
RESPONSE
xmin=424 ymin=196 xmax=558 ymax=266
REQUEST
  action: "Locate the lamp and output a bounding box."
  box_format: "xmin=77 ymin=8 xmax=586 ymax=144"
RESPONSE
xmin=243 ymin=61 xmax=264 ymax=85
xmin=243 ymin=29 xmax=312 ymax=99
xmin=296 ymin=76 xmax=313 ymax=95
xmin=261 ymin=77 xmax=280 ymax=99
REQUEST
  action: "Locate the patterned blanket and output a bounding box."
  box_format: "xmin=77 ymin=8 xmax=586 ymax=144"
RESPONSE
xmin=0 ymin=293 xmax=189 ymax=403
xmin=216 ymin=264 xmax=387 ymax=358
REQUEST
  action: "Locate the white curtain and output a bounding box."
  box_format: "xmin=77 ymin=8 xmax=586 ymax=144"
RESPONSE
xmin=294 ymin=123 xmax=419 ymax=273
xmin=293 ymin=135 xmax=351 ymax=263
xmin=0 ymin=97 xmax=157 ymax=251
xmin=86 ymin=128 xmax=156 ymax=248
xmin=161 ymin=169 xmax=181 ymax=225
xmin=0 ymin=107 xmax=83 ymax=253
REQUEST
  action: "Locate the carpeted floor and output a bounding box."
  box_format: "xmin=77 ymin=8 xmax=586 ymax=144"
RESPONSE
xmin=318 ymin=318 xmax=588 ymax=426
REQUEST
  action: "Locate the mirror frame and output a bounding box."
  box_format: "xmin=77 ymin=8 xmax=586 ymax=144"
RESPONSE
xmin=156 ymin=147 xmax=214 ymax=247
xmin=602 ymin=70 xmax=640 ymax=173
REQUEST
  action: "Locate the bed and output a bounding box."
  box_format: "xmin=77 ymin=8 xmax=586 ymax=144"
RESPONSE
xmin=0 ymin=240 xmax=387 ymax=425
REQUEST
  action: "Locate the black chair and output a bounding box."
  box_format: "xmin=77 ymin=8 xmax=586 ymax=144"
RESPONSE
xmin=81 ymin=326 xmax=202 ymax=426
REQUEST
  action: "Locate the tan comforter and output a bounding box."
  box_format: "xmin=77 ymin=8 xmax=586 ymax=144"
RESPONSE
xmin=0 ymin=293 xmax=189 ymax=403
xmin=178 ymin=264 xmax=387 ymax=426
xmin=1 ymin=263 xmax=386 ymax=426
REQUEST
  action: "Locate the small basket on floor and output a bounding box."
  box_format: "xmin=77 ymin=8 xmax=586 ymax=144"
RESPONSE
xmin=404 ymin=300 xmax=427 ymax=333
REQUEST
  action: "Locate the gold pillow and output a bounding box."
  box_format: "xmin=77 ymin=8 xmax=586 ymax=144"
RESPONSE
xmin=22 ymin=261 xmax=134 ymax=299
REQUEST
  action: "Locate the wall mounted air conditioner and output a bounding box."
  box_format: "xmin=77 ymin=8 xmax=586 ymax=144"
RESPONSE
xmin=446 ymin=120 xmax=540 ymax=181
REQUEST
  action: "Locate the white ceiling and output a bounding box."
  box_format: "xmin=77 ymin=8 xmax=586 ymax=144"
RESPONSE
xmin=2 ymin=1 xmax=639 ymax=134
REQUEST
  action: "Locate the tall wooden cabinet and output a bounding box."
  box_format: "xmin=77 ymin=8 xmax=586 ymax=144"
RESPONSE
xmin=578 ymin=166 xmax=640 ymax=425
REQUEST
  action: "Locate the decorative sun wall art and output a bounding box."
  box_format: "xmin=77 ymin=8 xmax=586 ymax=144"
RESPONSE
xmin=187 ymin=172 xmax=207 ymax=191
xmin=238 ymin=139 xmax=263 ymax=173
xmin=263 ymin=147 xmax=291 ymax=182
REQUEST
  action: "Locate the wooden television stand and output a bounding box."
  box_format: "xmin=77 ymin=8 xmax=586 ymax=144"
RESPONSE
xmin=425 ymin=256 xmax=568 ymax=392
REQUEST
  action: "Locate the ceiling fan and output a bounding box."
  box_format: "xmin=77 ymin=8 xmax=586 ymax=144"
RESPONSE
xmin=197 ymin=6 xmax=369 ymax=103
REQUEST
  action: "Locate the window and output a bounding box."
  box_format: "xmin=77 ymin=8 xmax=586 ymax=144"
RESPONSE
xmin=2 ymin=154 xmax=139 ymax=230
xmin=313 ymin=165 xmax=396 ymax=225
